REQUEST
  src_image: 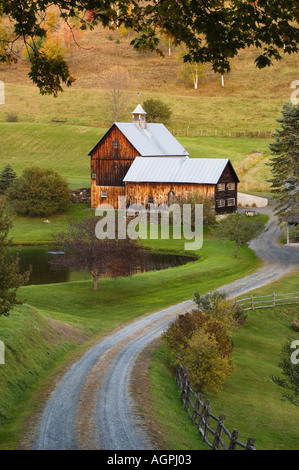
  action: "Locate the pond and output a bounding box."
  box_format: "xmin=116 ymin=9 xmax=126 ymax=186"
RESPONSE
xmin=7 ymin=246 xmax=196 ymax=286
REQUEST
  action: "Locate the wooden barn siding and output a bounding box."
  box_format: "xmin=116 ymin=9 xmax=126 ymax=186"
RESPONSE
xmin=125 ymin=182 xmax=215 ymax=207
xmin=91 ymin=180 xmax=125 ymax=208
xmin=90 ymin=125 xmax=139 ymax=187
xmin=215 ymin=162 xmax=238 ymax=214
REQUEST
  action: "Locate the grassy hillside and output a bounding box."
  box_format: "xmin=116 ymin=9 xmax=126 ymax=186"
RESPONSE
xmin=0 ymin=304 xmax=91 ymax=450
xmin=0 ymin=122 xmax=272 ymax=193
xmin=0 ymin=25 xmax=297 ymax=134
xmin=149 ymin=271 xmax=299 ymax=450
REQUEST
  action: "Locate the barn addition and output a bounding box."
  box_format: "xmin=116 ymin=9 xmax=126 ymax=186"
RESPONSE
xmin=88 ymin=105 xmax=239 ymax=213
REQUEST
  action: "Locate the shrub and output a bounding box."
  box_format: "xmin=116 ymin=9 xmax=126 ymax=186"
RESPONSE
xmin=291 ymin=318 xmax=299 ymax=332
xmin=193 ymin=290 xmax=247 ymax=327
xmin=6 ymin=113 xmax=18 ymax=122
xmin=164 ymin=309 xmax=234 ymax=394
xmin=7 ymin=166 xmax=70 ymax=217
xmin=174 ymin=192 xmax=216 ymax=227
xmin=143 ymin=99 xmax=172 ymax=123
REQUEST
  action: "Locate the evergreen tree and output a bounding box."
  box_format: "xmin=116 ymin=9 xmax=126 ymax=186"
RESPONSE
xmin=0 ymin=203 xmax=30 ymax=316
xmin=268 ymin=103 xmax=299 ymax=221
xmin=272 ymin=340 xmax=299 ymax=407
xmin=0 ymin=165 xmax=17 ymax=193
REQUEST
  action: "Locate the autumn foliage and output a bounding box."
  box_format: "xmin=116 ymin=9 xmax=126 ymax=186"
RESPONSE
xmin=164 ymin=310 xmax=234 ymax=394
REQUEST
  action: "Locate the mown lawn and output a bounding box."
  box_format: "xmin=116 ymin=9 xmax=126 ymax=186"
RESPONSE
xmin=0 ymin=224 xmax=262 ymax=449
xmin=9 ymin=203 xmax=92 ymax=244
xmin=149 ymin=271 xmax=299 ymax=451
xmin=0 ymin=122 xmax=271 ymax=192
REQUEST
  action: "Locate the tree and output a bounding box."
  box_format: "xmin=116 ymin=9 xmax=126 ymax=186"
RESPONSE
xmin=0 ymin=202 xmax=30 ymax=316
xmin=272 ymin=340 xmax=299 ymax=407
xmin=177 ymin=45 xmax=206 ymax=90
xmin=102 ymin=66 xmax=130 ymax=122
xmin=0 ymin=165 xmax=17 ymax=193
xmin=268 ymin=103 xmax=299 ymax=222
xmin=7 ymin=167 xmax=70 ymax=217
xmin=163 ymin=309 xmax=234 ymax=394
xmin=1 ymin=1 xmax=298 ymax=96
xmin=143 ymin=99 xmax=171 ymax=124
xmin=49 ymin=217 xmax=147 ymax=292
xmin=216 ymin=213 xmax=265 ymax=258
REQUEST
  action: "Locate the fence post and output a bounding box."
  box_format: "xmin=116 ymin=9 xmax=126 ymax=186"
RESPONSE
xmin=212 ymin=414 xmax=226 ymax=450
xmin=251 ymin=295 xmax=254 ymax=310
xmin=246 ymin=437 xmax=255 ymax=450
xmin=191 ymin=396 xmax=201 ymax=424
xmin=180 ymin=369 xmax=186 ymax=400
xmin=185 ymin=378 xmax=191 ymax=412
xmin=273 ymin=292 xmax=275 ymax=307
xmin=202 ymin=399 xmax=211 ymax=443
xmin=229 ymin=429 xmax=239 ymax=450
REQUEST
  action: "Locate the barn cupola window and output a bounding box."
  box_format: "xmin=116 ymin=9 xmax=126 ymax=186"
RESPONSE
xmin=132 ymin=104 xmax=147 ymax=129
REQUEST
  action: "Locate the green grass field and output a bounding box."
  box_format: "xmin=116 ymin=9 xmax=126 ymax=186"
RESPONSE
xmin=0 ymin=122 xmax=272 ymax=193
xmin=149 ymin=271 xmax=299 ymax=450
xmin=0 ymin=226 xmax=262 ymax=449
xmin=9 ymin=203 xmax=92 ymax=244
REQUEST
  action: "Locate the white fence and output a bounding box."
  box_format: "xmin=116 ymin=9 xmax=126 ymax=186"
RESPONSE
xmin=236 ymin=292 xmax=299 ymax=311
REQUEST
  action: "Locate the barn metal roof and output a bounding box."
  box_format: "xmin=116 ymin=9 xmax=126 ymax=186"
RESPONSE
xmin=115 ymin=123 xmax=189 ymax=157
xmin=123 ymin=157 xmax=231 ymax=184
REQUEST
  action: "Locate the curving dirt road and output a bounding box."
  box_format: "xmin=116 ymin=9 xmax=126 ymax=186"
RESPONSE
xmin=33 ymin=207 xmax=299 ymax=450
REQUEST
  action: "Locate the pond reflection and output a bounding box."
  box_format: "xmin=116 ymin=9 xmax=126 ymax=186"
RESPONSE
xmin=7 ymin=246 xmax=196 ymax=286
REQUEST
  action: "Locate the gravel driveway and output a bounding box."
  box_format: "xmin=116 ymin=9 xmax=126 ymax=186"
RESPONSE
xmin=33 ymin=206 xmax=299 ymax=450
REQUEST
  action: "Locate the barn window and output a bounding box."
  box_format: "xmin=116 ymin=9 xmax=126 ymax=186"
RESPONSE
xmin=101 ymin=190 xmax=108 ymax=198
xmin=227 ymin=183 xmax=235 ymax=191
xmin=113 ymin=141 xmax=119 ymax=148
xmin=217 ymin=183 xmax=225 ymax=191
xmin=148 ymin=196 xmax=154 ymax=205
xmin=216 ymin=199 xmax=226 ymax=208
xmin=227 ymin=198 xmax=236 ymax=207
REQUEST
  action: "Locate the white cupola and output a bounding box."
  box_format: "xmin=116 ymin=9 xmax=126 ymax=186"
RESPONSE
xmin=132 ymin=104 xmax=147 ymax=129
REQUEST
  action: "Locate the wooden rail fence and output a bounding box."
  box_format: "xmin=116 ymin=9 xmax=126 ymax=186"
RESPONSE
xmin=176 ymin=363 xmax=256 ymax=451
xmin=236 ymin=292 xmax=299 ymax=311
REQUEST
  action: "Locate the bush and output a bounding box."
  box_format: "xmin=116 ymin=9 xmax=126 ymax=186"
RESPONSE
xmin=7 ymin=166 xmax=70 ymax=217
xmin=193 ymin=290 xmax=247 ymax=327
xmin=6 ymin=113 xmax=18 ymax=122
xmin=163 ymin=310 xmax=234 ymax=394
xmin=291 ymin=318 xmax=299 ymax=332
xmin=143 ymin=99 xmax=172 ymax=123
xmin=0 ymin=165 xmax=17 ymax=193
xmin=174 ymin=192 xmax=216 ymax=227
